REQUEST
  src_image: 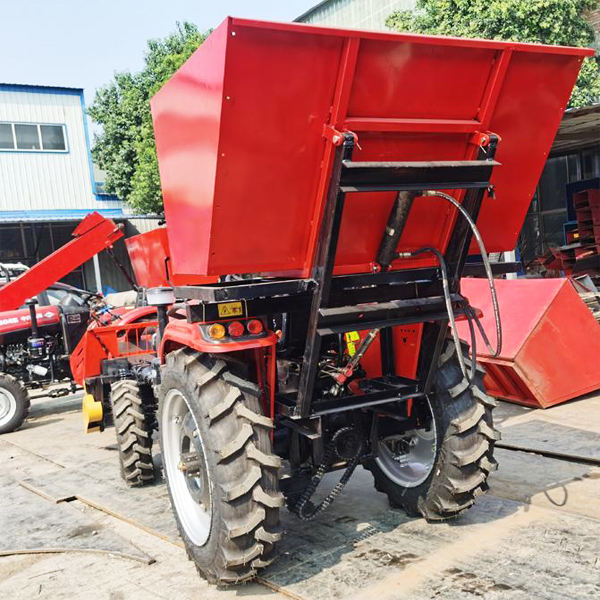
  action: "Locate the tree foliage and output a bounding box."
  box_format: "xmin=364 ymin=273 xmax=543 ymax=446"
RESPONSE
xmin=88 ymin=23 xmax=208 ymax=213
xmin=386 ymin=0 xmax=600 ymax=108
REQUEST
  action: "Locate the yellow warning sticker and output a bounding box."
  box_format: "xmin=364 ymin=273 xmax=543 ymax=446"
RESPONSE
xmin=344 ymin=331 xmax=360 ymax=356
xmin=217 ymin=301 xmax=243 ymax=318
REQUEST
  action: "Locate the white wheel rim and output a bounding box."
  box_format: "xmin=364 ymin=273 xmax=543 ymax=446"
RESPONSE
xmin=374 ymin=397 xmax=437 ymax=488
xmin=161 ymin=389 xmax=212 ymax=546
xmin=0 ymin=387 xmax=17 ymax=427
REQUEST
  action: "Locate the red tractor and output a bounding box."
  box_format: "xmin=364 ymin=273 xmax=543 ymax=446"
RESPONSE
xmin=72 ymin=18 xmax=591 ymax=584
xmin=0 ymin=213 xmax=146 ymax=434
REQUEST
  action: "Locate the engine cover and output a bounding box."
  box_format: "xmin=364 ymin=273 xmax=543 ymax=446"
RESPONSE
xmin=0 ymin=306 xmax=60 ymax=345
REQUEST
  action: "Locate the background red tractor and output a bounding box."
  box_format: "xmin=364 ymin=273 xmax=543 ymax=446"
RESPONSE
xmin=0 ymin=213 xmax=149 ymax=434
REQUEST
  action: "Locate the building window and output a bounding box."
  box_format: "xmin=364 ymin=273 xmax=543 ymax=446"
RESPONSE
xmin=40 ymin=125 xmax=66 ymax=150
xmin=15 ymin=124 xmax=41 ymax=150
xmin=0 ymin=123 xmax=13 ymax=148
xmin=0 ymin=122 xmax=67 ymax=152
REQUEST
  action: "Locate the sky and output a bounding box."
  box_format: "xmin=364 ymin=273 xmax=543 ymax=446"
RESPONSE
xmin=1 ymin=0 xmax=317 ymax=107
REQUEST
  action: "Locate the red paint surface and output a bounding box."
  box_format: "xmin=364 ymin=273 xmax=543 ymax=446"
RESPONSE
xmin=350 ymin=324 xmax=423 ymax=381
xmin=159 ymin=319 xmax=278 ymax=362
xmin=458 ymin=278 xmax=600 ymax=408
xmin=125 ymin=228 xmax=217 ymax=287
xmin=70 ymin=307 xmax=158 ymax=385
xmin=151 ymin=17 xmax=590 ymax=280
xmin=0 ymin=306 xmax=60 ymax=336
xmin=126 ymin=229 xmax=171 ymax=288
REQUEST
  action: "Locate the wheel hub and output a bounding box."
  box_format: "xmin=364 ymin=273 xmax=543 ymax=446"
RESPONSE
xmin=177 ymin=451 xmax=203 ymax=477
xmin=374 ymin=398 xmax=437 ymax=488
xmin=0 ymin=387 xmax=17 ymax=426
xmin=178 ymin=415 xmax=210 ymax=507
xmin=162 ymin=389 xmax=212 ymax=546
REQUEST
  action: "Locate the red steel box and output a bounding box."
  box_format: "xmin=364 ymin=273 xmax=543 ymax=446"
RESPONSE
xmin=458 ymin=278 xmax=600 ymax=408
xmin=150 ymin=17 xmax=591 ymax=280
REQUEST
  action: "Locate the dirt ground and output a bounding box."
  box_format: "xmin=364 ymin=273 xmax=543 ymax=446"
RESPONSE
xmin=1 ymin=391 xmax=599 ymax=599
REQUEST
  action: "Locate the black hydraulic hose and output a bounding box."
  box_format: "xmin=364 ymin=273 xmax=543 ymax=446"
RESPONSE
xmin=423 ymin=191 xmax=502 ymax=357
xmin=465 ymin=304 xmax=496 ymax=357
xmin=400 ymin=247 xmax=470 ymax=382
xmin=464 ymin=302 xmax=478 ymax=382
xmin=377 ymin=191 xmax=418 ymax=270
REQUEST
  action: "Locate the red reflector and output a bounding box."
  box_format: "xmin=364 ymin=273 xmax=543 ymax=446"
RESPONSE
xmin=228 ymin=321 xmax=245 ymax=337
xmin=247 ymin=319 xmax=263 ymax=334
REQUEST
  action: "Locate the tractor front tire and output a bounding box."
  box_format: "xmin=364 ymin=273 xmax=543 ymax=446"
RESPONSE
xmin=0 ymin=374 xmax=30 ymax=434
xmin=159 ymin=349 xmax=283 ymax=585
xmin=110 ymin=380 xmax=155 ymax=487
xmin=366 ymin=340 xmax=499 ymax=521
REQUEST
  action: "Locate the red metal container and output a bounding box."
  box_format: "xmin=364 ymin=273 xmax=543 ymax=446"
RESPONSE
xmin=125 ymin=228 xmax=217 ymax=288
xmin=151 ymin=17 xmax=590 ymax=280
xmin=458 ymin=278 xmax=600 ymax=408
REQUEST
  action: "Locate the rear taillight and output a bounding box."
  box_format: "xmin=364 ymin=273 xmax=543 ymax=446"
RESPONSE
xmin=207 ymin=323 xmax=226 ymax=339
xmin=228 ymin=321 xmax=245 ymax=337
xmin=247 ymin=319 xmax=264 ymax=335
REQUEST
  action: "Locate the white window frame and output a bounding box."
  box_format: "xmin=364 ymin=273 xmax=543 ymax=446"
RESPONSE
xmin=0 ymin=121 xmax=69 ymax=153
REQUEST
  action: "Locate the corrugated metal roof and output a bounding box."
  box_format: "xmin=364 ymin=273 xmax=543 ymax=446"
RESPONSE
xmin=0 ymin=83 xmax=83 ymax=94
xmin=295 ymin=0 xmax=334 ymax=22
xmin=550 ymin=104 xmax=600 ymax=157
xmin=0 ymin=208 xmax=161 ymax=223
xmin=0 ymin=209 xmax=125 ymax=223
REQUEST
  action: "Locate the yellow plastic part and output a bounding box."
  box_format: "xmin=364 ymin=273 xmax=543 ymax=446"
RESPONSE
xmin=82 ymin=391 xmax=103 ymax=433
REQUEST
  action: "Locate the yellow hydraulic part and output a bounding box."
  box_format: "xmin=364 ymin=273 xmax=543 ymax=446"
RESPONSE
xmin=82 ymin=389 xmax=103 ymax=433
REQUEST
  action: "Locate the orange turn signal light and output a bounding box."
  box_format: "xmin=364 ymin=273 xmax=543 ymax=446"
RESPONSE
xmin=207 ymin=323 xmax=226 ymax=340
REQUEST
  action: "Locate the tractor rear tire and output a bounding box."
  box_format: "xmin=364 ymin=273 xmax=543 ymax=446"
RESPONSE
xmin=0 ymin=374 xmax=30 ymax=434
xmin=110 ymin=380 xmax=155 ymax=487
xmin=158 ymin=349 xmax=283 ymax=585
xmin=366 ymin=340 xmax=499 ymax=521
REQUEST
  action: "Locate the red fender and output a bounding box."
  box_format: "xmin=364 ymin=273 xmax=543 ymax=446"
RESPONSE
xmin=159 ymin=319 xmax=277 ymax=362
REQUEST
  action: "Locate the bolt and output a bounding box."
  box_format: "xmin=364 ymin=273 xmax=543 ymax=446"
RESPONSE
xmin=193 ymin=429 xmax=199 ymax=438
xmin=177 ymin=461 xmax=187 ymax=472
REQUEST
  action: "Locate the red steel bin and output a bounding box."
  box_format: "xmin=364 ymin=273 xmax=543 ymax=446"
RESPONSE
xmin=150 ymin=17 xmax=590 ymax=280
xmin=458 ymin=277 xmax=600 ymax=408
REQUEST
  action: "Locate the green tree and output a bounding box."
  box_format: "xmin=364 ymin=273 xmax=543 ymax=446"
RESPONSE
xmin=386 ymin=0 xmax=600 ymax=108
xmin=89 ymin=23 xmax=208 ymax=213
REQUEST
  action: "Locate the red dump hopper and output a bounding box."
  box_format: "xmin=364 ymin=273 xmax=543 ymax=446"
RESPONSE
xmin=125 ymin=228 xmax=217 ymax=288
xmin=458 ymin=278 xmax=600 ymax=408
xmin=151 ymin=17 xmax=590 ymax=280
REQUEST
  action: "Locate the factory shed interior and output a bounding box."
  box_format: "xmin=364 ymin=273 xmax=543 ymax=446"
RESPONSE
xmin=0 ymin=216 xmax=146 ymax=293
xmin=519 ymin=104 xmax=600 ymax=267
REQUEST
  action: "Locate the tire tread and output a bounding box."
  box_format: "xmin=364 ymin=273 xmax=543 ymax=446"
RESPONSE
xmin=159 ymin=349 xmax=281 ymax=585
xmin=366 ymin=340 xmax=498 ymax=521
xmin=110 ymin=379 xmax=155 ymax=488
xmin=0 ymin=373 xmax=30 ymax=434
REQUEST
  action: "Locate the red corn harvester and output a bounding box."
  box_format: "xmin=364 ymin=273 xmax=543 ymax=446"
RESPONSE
xmin=73 ymin=17 xmax=592 ymax=584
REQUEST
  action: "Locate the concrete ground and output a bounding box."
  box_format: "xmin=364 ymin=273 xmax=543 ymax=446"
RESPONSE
xmin=1 ymin=391 xmax=599 ymax=599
